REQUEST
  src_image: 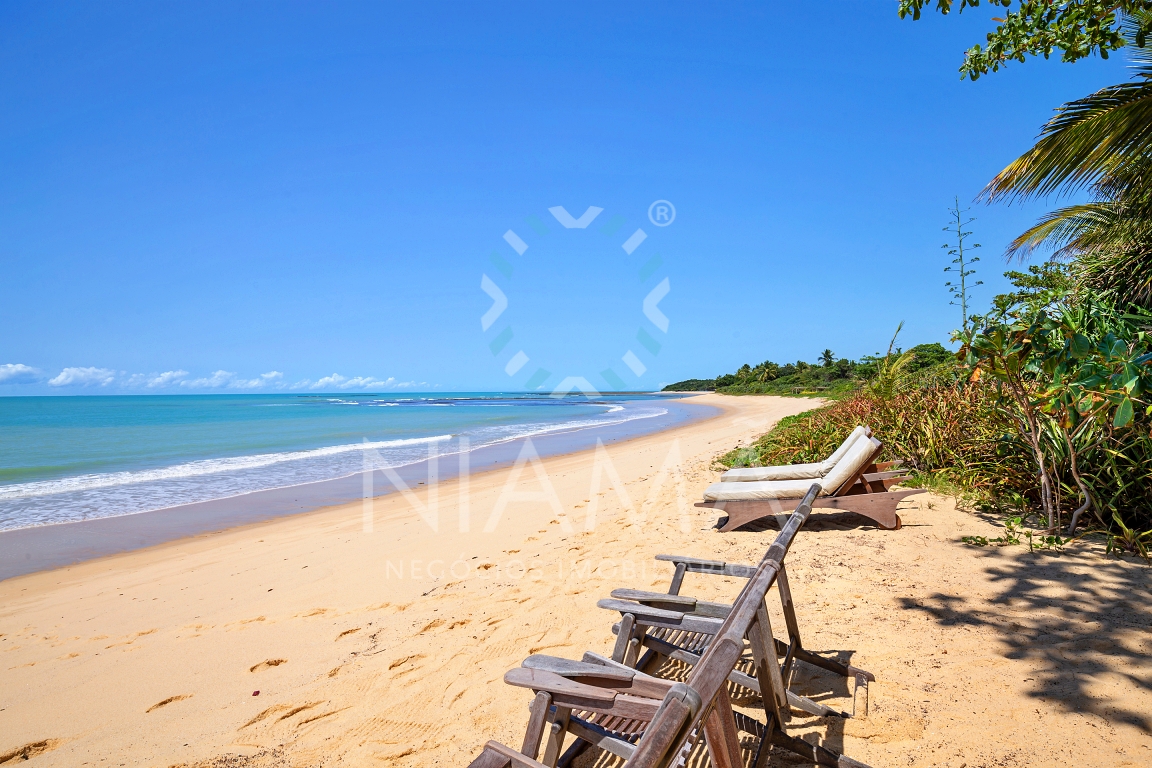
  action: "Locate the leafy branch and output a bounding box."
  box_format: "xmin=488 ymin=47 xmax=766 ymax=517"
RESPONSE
xmin=898 ymin=1 xmax=1152 ymax=79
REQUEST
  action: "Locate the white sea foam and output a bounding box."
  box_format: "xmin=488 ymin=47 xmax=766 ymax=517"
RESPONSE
xmin=0 ymin=435 xmax=452 ymax=501
xmin=0 ymin=401 xmax=670 ymax=531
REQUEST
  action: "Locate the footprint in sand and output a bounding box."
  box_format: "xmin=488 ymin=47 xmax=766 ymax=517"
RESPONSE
xmin=0 ymin=739 xmax=62 ymax=763
xmin=388 ymin=654 xmax=425 ymax=671
xmin=241 ymin=702 xmax=321 ymax=729
xmin=146 ymin=694 xmax=192 ymax=713
xmin=297 ymin=707 xmax=347 ymax=727
xmin=249 ymin=659 xmax=287 ymax=673
xmin=277 ymin=703 xmax=320 ymax=721
xmin=299 ymin=608 xmax=330 ymax=618
xmin=105 ymin=628 xmax=158 ymax=649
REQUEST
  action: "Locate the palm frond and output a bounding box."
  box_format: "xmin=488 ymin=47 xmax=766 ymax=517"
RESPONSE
xmin=1005 ymin=202 xmax=1123 ymax=260
xmin=983 ymin=77 xmax=1152 ymax=201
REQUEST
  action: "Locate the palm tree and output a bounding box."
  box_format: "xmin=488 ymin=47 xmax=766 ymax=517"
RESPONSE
xmin=820 ymin=349 xmax=835 ymax=367
xmin=984 ymin=12 xmax=1152 ymax=308
xmin=984 ymin=12 xmax=1152 ymax=205
xmin=1004 ymin=191 xmax=1152 ymax=307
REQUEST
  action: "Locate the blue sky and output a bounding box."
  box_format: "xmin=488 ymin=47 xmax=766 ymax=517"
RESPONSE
xmin=0 ymin=2 xmax=1124 ymax=394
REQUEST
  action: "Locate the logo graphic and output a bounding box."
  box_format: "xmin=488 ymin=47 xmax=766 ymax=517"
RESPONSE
xmin=647 ymin=200 xmax=676 ymax=227
xmin=479 ymin=202 xmax=675 ymax=395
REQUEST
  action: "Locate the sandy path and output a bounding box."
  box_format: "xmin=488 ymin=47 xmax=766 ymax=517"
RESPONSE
xmin=1 ymin=394 xmax=1150 ymax=767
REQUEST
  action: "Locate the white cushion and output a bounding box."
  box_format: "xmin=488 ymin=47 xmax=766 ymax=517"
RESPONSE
xmin=820 ymin=425 xmax=869 ymax=472
xmin=719 ymin=425 xmax=869 ymax=481
xmin=820 ymin=436 xmax=880 ymax=494
xmin=720 ymin=463 xmax=827 ymax=482
xmin=703 ymin=479 xmax=824 ymax=501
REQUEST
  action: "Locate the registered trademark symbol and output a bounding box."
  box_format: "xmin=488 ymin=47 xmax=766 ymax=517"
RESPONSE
xmin=647 ymin=200 xmax=675 ymax=227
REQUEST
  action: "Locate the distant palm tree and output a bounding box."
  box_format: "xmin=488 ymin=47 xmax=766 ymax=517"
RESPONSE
xmin=820 ymin=349 xmax=835 ymax=367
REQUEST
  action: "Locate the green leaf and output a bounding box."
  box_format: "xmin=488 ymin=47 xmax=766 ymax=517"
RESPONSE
xmin=1114 ymin=396 xmax=1134 ymax=428
xmin=1070 ymin=333 xmax=1092 ymax=358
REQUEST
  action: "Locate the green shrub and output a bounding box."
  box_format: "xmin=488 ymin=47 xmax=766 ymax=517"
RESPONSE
xmin=716 ymin=374 xmax=1152 ymax=532
xmin=716 ymin=380 xmax=1035 ymax=505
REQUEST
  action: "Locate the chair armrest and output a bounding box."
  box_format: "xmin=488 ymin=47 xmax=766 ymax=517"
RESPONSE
xmin=654 ymin=554 xmax=757 ymax=578
xmin=503 ymin=668 xmax=617 ymax=706
xmin=522 ymin=654 xmax=635 ymax=681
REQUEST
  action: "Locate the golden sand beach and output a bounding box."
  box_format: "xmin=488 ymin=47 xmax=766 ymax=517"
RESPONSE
xmin=1 ymin=394 xmax=1149 ymax=767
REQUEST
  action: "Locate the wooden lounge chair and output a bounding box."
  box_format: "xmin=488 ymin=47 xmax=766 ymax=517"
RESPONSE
xmin=600 ymin=552 xmax=873 ymax=722
xmin=465 ymin=486 xmax=873 ymax=768
xmin=698 ymin=436 xmax=926 ymax=531
xmin=720 ymin=425 xmax=871 ymax=482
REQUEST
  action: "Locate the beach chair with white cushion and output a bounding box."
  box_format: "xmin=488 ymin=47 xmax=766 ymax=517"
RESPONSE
xmin=699 ymin=436 xmax=925 ymax=531
xmin=720 ymin=425 xmax=872 ymax=482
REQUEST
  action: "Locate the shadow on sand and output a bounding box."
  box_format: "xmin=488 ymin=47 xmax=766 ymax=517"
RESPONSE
xmin=899 ymin=545 xmax=1152 ymax=734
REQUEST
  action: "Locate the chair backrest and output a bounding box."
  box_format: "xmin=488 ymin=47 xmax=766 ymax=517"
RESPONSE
xmin=623 ymin=484 xmax=820 ymax=768
xmin=818 ymin=425 xmax=870 ymax=473
xmin=820 ymin=436 xmax=882 ymax=496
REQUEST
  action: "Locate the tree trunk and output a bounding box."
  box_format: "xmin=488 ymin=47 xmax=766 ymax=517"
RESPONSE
xmin=1010 ymin=380 xmax=1057 ymax=530
xmin=1064 ymin=426 xmax=1094 ymax=536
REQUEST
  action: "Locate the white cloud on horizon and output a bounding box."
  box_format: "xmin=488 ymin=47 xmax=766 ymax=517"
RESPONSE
xmin=311 ymin=373 xmax=355 ymax=390
xmin=339 ymin=375 xmax=396 ymax=389
xmin=179 ymin=370 xmax=235 ymax=389
xmin=0 ymin=363 xmax=40 ymax=384
xmin=148 ymin=370 xmax=190 ymax=388
xmin=48 ymin=367 xmax=117 ymax=387
xmin=289 ymin=373 xmax=420 ymax=391
xmin=125 ymin=370 xmax=190 ymax=388
xmin=23 ymin=365 xmax=423 ymax=392
xmin=230 ymin=371 xmax=284 ymax=389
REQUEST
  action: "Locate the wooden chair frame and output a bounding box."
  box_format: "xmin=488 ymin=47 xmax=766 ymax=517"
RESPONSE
xmin=697 ymin=439 xmax=926 ymax=531
xmin=600 ymin=553 xmax=873 ymax=722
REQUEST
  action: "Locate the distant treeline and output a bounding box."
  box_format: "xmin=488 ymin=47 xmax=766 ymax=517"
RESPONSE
xmin=662 ymin=343 xmax=953 ymax=395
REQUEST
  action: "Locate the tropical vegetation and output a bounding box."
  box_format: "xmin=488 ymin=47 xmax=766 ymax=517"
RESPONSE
xmin=661 ymin=343 xmax=952 ymax=396
xmin=717 ymin=266 xmax=1152 ymax=541
xmin=711 ymin=4 xmax=1152 ymax=553
xmin=901 ymin=0 xmax=1152 ymax=80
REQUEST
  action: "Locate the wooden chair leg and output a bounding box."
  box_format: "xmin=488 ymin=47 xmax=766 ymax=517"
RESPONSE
xmin=702 ymin=690 xmax=745 ymax=768
xmin=668 ymin=561 xmax=687 ymax=595
xmin=541 ymin=707 xmax=571 ymax=768
xmin=611 ymin=613 xmax=635 ymax=663
xmin=521 ymin=692 xmax=552 ymax=759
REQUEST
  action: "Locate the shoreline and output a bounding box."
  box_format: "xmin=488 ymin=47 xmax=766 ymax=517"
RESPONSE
xmin=0 ymin=394 xmax=715 ymax=582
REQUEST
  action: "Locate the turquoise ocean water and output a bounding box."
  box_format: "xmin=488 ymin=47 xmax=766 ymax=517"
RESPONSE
xmin=0 ymin=393 xmax=674 ymax=532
